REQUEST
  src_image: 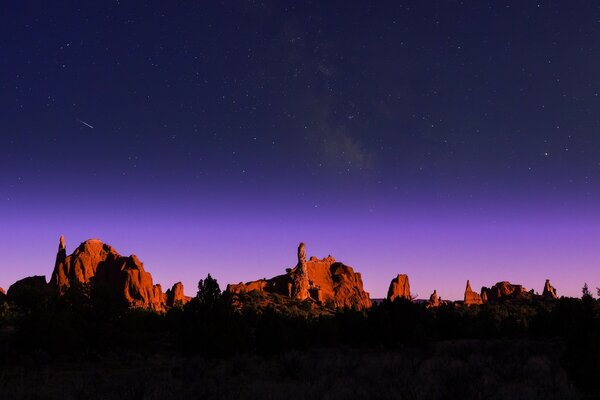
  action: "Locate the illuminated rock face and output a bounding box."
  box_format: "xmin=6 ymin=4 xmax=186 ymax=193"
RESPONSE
xmin=50 ymin=236 xmax=167 ymax=311
xmin=387 ymin=274 xmax=411 ymax=302
xmin=166 ymin=282 xmax=191 ymax=307
xmin=543 ymin=279 xmax=558 ymax=299
xmin=226 ymin=243 xmax=371 ymax=310
xmin=480 ymin=281 xmax=533 ymax=302
xmin=464 ymin=280 xmax=483 ymax=305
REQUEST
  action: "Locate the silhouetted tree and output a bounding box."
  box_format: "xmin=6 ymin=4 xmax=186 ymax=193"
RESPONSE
xmin=582 ymin=283 xmax=593 ymax=299
xmin=196 ymin=274 xmax=222 ymax=305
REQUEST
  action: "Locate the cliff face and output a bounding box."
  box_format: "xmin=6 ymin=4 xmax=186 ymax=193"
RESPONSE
xmin=49 ymin=236 xmax=185 ymax=311
xmin=387 ymin=274 xmax=411 ymax=302
xmin=226 ymin=243 xmax=371 ymax=310
xmin=464 ymin=280 xmax=483 ymax=305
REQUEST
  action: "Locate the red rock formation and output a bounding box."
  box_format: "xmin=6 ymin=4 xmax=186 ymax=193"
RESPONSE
xmin=481 ymin=281 xmax=531 ymax=302
xmin=226 ymin=243 xmax=371 ymax=310
xmin=0 ymin=287 xmax=6 ymax=302
xmin=166 ymin=282 xmax=191 ymax=307
xmin=387 ymin=274 xmax=411 ymax=301
xmin=50 ymin=236 xmax=166 ymax=311
xmin=542 ymin=279 xmax=558 ymax=299
xmin=464 ymin=280 xmax=483 ymax=305
xmin=427 ymin=289 xmax=441 ymax=308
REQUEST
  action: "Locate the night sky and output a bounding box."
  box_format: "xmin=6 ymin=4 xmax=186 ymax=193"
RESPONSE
xmin=2 ymin=1 xmax=600 ymax=300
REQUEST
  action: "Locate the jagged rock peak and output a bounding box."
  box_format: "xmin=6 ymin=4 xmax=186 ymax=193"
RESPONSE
xmin=387 ymin=274 xmax=411 ymax=302
xmin=464 ymin=280 xmax=483 ymax=305
xmin=50 ymin=236 xmax=165 ymax=311
xmin=543 ymin=279 xmax=558 ymax=299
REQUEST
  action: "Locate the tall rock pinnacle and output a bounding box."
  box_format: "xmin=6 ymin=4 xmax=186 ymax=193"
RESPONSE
xmin=543 ymin=279 xmax=558 ymax=299
xmin=387 ymin=274 xmax=411 ymax=301
xmin=464 ymin=280 xmax=483 ymax=305
xmin=297 ymin=242 xmax=307 ymax=265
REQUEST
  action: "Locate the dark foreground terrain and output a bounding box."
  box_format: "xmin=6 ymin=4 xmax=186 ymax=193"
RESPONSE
xmin=1 ymin=276 xmax=600 ymax=399
xmin=0 ymin=340 xmax=578 ymax=400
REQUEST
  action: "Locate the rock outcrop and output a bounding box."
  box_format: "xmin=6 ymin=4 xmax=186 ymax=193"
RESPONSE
xmin=427 ymin=289 xmax=441 ymax=308
xmin=387 ymin=274 xmax=411 ymax=302
xmin=166 ymin=282 xmax=191 ymax=307
xmin=0 ymin=287 xmax=6 ymax=302
xmin=481 ymin=281 xmax=532 ymax=302
xmin=50 ymin=236 xmax=166 ymax=311
xmin=7 ymin=276 xmax=49 ymax=306
xmin=464 ymin=280 xmax=483 ymax=305
xmin=226 ymin=242 xmax=371 ymax=310
xmin=542 ymin=279 xmax=558 ymax=299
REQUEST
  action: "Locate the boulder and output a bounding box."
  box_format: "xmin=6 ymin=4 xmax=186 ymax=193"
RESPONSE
xmin=166 ymin=282 xmax=191 ymax=307
xmin=226 ymin=242 xmax=371 ymax=310
xmin=7 ymin=276 xmax=50 ymax=307
xmin=49 ymin=236 xmax=166 ymax=311
xmin=464 ymin=280 xmax=483 ymax=305
xmin=542 ymin=279 xmax=558 ymax=299
xmin=481 ymin=281 xmax=531 ymax=302
xmin=387 ymin=274 xmax=411 ymax=301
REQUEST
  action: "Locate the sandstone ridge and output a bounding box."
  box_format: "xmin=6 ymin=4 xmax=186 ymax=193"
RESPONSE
xmin=226 ymin=242 xmax=371 ymax=310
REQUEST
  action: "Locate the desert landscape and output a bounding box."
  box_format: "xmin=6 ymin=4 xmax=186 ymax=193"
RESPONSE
xmin=3 ymin=1 xmax=600 ymax=398
xmin=0 ymin=237 xmax=599 ymax=399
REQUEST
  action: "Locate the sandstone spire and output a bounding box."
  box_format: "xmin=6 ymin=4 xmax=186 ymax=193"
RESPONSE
xmin=387 ymin=274 xmax=411 ymax=301
xmin=464 ymin=280 xmax=483 ymax=305
xmin=297 ymin=242 xmax=307 ymax=265
xmin=292 ymin=242 xmax=310 ymax=300
xmin=427 ymin=289 xmax=441 ymax=308
xmin=542 ymin=279 xmax=558 ymax=299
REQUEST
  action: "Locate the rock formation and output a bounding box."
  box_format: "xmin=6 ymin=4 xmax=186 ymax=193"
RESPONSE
xmin=542 ymin=279 xmax=558 ymax=299
xmin=226 ymin=242 xmax=371 ymax=310
xmin=49 ymin=236 xmax=167 ymax=311
xmin=464 ymin=280 xmax=483 ymax=305
xmin=7 ymin=276 xmax=49 ymax=306
xmin=387 ymin=274 xmax=411 ymax=302
xmin=166 ymin=282 xmax=191 ymax=307
xmin=297 ymin=242 xmax=307 ymax=265
xmin=427 ymin=289 xmax=441 ymax=308
xmin=480 ymin=281 xmax=532 ymax=302
xmin=0 ymin=287 xmax=5 ymax=302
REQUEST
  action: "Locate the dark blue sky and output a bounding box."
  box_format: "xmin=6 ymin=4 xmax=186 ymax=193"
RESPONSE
xmin=1 ymin=1 xmax=600 ymax=299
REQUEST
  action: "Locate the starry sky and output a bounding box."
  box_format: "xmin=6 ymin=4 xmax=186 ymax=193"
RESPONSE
xmin=1 ymin=1 xmax=600 ymax=300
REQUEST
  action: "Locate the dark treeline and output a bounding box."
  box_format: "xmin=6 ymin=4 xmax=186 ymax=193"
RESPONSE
xmin=1 ymin=275 xmax=600 ymax=397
